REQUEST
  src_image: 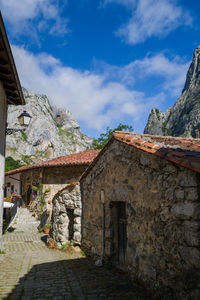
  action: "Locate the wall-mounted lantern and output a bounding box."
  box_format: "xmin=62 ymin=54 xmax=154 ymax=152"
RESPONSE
xmin=17 ymin=111 xmax=32 ymax=127
xmin=6 ymin=111 xmax=32 ymax=135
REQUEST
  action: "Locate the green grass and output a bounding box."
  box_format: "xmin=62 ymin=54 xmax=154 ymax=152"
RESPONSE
xmin=81 ymin=250 xmax=86 ymax=257
xmin=21 ymin=131 xmax=28 ymax=141
xmin=0 ymin=250 xmax=6 ymax=254
xmin=60 ymin=243 xmax=67 ymax=250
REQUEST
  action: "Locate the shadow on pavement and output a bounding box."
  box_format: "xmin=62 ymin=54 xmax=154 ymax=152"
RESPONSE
xmin=5 ymin=257 xmax=150 ymax=300
xmin=7 ymin=227 xmax=16 ymax=232
xmin=40 ymin=235 xmax=48 ymax=245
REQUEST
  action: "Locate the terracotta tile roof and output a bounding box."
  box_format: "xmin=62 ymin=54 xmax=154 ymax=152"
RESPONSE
xmin=80 ymin=132 xmax=200 ymax=180
xmin=5 ymin=150 xmax=100 ymax=176
xmin=114 ymin=131 xmax=200 ymax=174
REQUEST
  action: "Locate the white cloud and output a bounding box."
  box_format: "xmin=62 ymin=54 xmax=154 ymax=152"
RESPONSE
xmin=104 ymin=0 xmax=192 ymax=44
xmin=124 ymin=54 xmax=190 ymax=97
xmin=0 ymin=0 xmax=68 ymax=37
xmin=95 ymin=52 xmax=189 ymax=97
xmin=12 ymin=45 xmax=166 ymax=132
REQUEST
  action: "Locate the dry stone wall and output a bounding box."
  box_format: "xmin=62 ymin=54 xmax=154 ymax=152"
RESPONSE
xmin=50 ymin=183 xmax=81 ymax=247
xmin=81 ymin=140 xmax=200 ymax=299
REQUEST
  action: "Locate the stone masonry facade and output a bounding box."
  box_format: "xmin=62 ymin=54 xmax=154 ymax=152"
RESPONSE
xmin=81 ymin=140 xmax=200 ymax=299
xmin=50 ymin=182 xmax=82 ymax=248
xmin=20 ymin=165 xmax=86 ymax=223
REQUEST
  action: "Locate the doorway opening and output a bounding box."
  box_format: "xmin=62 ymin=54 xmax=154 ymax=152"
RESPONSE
xmin=67 ymin=208 xmax=74 ymax=241
xmin=26 ymin=185 xmax=32 ymax=206
xmin=110 ymin=201 xmax=127 ymax=266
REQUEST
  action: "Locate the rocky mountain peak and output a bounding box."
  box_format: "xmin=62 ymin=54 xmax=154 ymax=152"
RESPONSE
xmin=6 ymin=88 xmax=93 ymax=164
xmin=182 ymin=45 xmax=200 ymax=93
xmin=144 ymin=46 xmax=200 ymax=138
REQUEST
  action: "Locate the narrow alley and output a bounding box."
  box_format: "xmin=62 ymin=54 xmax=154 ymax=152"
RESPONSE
xmin=0 ymin=208 xmax=149 ymax=300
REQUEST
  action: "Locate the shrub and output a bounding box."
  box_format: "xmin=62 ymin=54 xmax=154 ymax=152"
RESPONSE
xmin=5 ymin=156 xmax=23 ymax=172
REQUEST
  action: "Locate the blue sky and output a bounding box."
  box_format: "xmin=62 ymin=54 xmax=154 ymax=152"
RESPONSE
xmin=1 ymin=0 xmax=200 ymax=138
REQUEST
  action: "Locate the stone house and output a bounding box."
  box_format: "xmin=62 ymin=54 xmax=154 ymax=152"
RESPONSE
xmin=80 ymin=131 xmax=200 ymax=299
xmin=4 ymin=173 xmax=21 ymax=197
xmin=5 ymin=150 xmax=99 ymax=241
xmin=0 ymin=13 xmax=25 ymax=246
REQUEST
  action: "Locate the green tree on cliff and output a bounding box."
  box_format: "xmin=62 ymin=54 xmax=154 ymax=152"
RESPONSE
xmin=5 ymin=156 xmax=23 ymax=172
xmin=90 ymin=123 xmax=133 ymax=149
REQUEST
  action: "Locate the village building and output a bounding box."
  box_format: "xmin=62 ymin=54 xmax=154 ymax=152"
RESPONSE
xmin=0 ymin=13 xmax=25 ymax=246
xmin=5 ymin=150 xmax=99 ymax=245
xmin=80 ymin=131 xmax=200 ymax=299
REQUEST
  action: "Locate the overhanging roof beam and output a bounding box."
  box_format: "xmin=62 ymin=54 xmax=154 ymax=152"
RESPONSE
xmin=0 ymin=74 xmax=15 ymax=84
xmin=0 ymin=66 xmax=11 ymax=75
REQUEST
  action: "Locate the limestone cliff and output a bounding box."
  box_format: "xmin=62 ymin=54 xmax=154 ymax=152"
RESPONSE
xmin=144 ymin=46 xmax=200 ymax=137
xmin=6 ymin=88 xmax=93 ymax=164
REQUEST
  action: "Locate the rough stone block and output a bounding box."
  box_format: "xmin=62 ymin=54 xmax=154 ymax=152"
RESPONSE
xmin=177 ymin=172 xmax=198 ymax=187
xmin=186 ymin=188 xmax=199 ymax=202
xmin=184 ymin=221 xmax=200 ymax=246
xmin=180 ymin=247 xmax=200 ymax=268
xmin=58 ymin=214 xmax=68 ymax=224
xmin=171 ymin=203 xmax=200 ymax=219
xmin=59 ymin=204 xmax=66 ymax=213
xmin=165 ymin=188 xmax=175 ymax=201
xmin=159 ymin=208 xmax=170 ymax=222
xmin=140 ymin=153 xmax=151 ymax=167
xmin=163 ymin=164 xmax=177 ymax=173
xmin=74 ymin=217 xmax=81 ymax=224
xmin=73 ymin=231 xmax=81 ymax=242
xmin=175 ymin=189 xmax=185 ymax=200
xmin=74 ymin=224 xmax=81 ymax=232
xmin=74 ymin=208 xmax=81 ymax=217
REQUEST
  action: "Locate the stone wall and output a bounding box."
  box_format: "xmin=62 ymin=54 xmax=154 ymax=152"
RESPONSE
xmin=21 ymin=165 xmax=86 ymax=223
xmin=50 ymin=183 xmax=81 ymax=248
xmin=81 ymin=140 xmax=200 ymax=299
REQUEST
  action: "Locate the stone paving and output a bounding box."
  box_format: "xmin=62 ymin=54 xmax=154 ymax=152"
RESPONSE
xmin=0 ymin=208 xmax=150 ymax=300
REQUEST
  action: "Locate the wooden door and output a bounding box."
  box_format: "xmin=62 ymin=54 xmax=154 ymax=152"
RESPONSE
xmin=110 ymin=201 xmax=127 ymax=265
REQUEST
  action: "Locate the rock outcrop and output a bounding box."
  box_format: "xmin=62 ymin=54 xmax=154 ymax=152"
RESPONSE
xmin=144 ymin=46 xmax=200 ymax=138
xmin=6 ymin=88 xmax=93 ymax=164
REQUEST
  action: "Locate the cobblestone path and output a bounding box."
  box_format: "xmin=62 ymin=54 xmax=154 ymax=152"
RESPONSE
xmin=0 ymin=208 xmax=149 ymax=300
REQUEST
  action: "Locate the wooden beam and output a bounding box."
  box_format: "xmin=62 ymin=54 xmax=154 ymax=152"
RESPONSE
xmin=5 ymin=90 xmax=19 ymax=98
xmin=7 ymin=96 xmax=19 ymax=105
xmin=3 ymin=83 xmax=17 ymax=92
xmin=7 ymin=98 xmax=17 ymax=105
xmin=0 ymin=57 xmax=8 ymax=66
xmin=0 ymin=74 xmax=14 ymax=84
xmin=0 ymin=65 xmax=11 ymax=75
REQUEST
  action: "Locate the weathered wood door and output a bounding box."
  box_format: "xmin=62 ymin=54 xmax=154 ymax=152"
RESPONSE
xmin=111 ymin=201 xmax=127 ymax=265
xmin=26 ymin=186 xmax=32 ymax=206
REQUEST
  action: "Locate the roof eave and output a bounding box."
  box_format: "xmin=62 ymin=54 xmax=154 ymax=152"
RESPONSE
xmin=0 ymin=12 xmax=25 ymax=105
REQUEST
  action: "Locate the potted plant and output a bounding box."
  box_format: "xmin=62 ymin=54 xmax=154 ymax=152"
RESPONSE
xmin=44 ymin=187 xmax=50 ymax=195
xmin=44 ymin=224 xmax=51 ymax=234
xmin=38 ymin=226 xmax=43 ymax=233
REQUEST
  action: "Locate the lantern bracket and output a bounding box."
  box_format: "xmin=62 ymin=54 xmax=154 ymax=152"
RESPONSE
xmin=6 ymin=128 xmax=26 ymax=135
